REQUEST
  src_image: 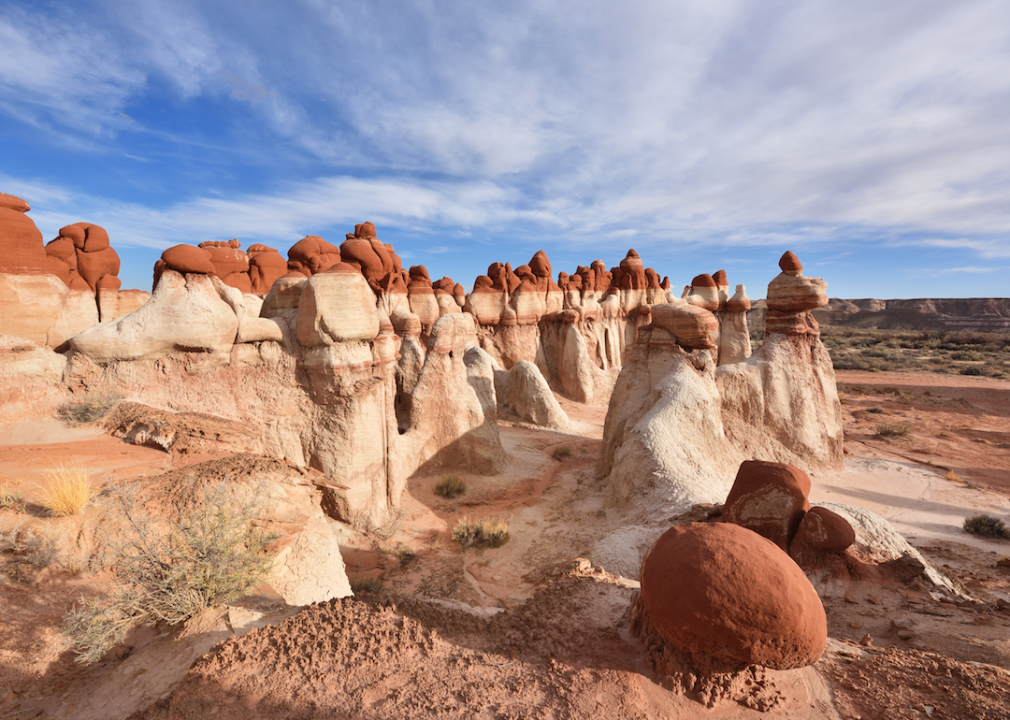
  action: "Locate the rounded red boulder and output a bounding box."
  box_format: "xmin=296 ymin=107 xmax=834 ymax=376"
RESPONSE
xmin=791 ymin=506 xmax=856 ymax=555
xmin=639 ymin=522 xmax=826 ymax=671
xmin=722 ymin=460 xmax=812 ymax=550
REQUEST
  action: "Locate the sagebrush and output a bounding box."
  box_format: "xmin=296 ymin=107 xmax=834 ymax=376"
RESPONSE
xmin=962 ymin=514 xmax=1010 ymax=540
xmin=63 ymin=477 xmax=277 ymax=665
xmin=552 ymin=446 xmax=573 ymax=460
xmin=0 ymin=522 xmax=59 ymax=583
xmin=452 ymin=516 xmax=510 ymax=548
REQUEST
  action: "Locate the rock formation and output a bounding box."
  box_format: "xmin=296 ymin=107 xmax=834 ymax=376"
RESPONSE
xmin=600 ymin=252 xmax=842 ymax=521
xmin=155 ymin=240 xmax=289 ymax=298
xmin=632 ymin=522 xmax=826 ymax=707
xmin=65 ymin=226 xmax=504 ymax=529
xmin=0 ymin=195 xmax=149 ymax=346
xmin=494 ymin=360 xmax=569 ymax=428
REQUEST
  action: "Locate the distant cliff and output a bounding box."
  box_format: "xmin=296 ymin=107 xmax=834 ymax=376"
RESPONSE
xmin=749 ymin=298 xmax=1010 ymax=333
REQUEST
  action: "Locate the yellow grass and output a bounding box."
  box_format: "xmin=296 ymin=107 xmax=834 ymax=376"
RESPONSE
xmin=452 ymin=516 xmax=510 ymax=548
xmin=38 ymin=464 xmax=92 ymax=517
xmin=945 ymin=469 xmax=963 ymax=483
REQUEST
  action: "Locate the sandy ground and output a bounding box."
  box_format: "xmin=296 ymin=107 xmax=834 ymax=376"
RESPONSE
xmin=0 ymin=371 xmax=1008 ymax=719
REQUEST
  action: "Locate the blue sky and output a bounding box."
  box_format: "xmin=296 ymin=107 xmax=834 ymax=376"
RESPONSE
xmin=2 ymin=0 xmax=1009 ymax=299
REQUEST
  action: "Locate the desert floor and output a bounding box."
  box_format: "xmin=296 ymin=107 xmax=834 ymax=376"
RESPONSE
xmin=1 ymin=369 xmax=1008 ymax=719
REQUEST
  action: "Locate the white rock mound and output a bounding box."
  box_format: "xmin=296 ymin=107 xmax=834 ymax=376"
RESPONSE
xmin=495 ymin=360 xmax=569 ymax=428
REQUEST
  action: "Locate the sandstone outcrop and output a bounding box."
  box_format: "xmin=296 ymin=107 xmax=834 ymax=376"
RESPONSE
xmin=71 ymin=269 xmax=241 ymax=362
xmin=632 ymin=522 xmax=826 ymax=699
xmin=600 ymin=254 xmax=842 ymax=521
xmin=0 ymin=196 xmax=147 ymax=346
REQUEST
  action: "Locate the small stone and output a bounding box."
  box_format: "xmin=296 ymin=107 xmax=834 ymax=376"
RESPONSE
xmin=868 ymin=595 xmax=881 ymax=605
xmin=896 ymin=628 xmax=915 ymax=640
xmin=859 ymin=634 xmax=873 ymax=647
xmin=849 ymin=620 xmax=863 ymax=629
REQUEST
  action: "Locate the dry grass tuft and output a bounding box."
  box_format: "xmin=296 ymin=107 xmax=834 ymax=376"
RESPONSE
xmin=452 ymin=516 xmax=510 ymax=549
xmin=56 ymin=390 xmax=123 ymax=426
xmin=945 ymin=469 xmax=963 ymax=483
xmin=38 ymin=464 xmax=92 ymax=517
xmin=435 ymin=475 xmax=467 ymax=499
xmin=350 ymin=576 xmax=386 ymax=594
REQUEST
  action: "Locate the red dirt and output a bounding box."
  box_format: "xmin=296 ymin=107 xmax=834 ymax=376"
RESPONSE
xmin=1 ymin=371 xmax=1009 ymax=719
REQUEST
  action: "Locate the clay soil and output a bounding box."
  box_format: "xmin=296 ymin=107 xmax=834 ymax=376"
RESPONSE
xmin=1 ymin=372 xmax=1009 ymax=719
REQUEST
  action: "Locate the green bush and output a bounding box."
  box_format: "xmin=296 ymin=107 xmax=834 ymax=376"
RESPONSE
xmin=63 ymin=478 xmax=277 ymax=665
xmin=434 ymin=475 xmax=466 ymax=499
xmin=962 ymin=514 xmax=1010 ymax=540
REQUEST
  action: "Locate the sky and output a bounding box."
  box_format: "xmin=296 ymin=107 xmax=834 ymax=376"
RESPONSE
xmin=2 ymin=0 xmax=1009 ymax=299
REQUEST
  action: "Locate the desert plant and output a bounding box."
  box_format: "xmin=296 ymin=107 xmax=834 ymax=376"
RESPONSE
xmin=962 ymin=514 xmax=1010 ymax=540
xmin=62 ymin=478 xmax=277 ymax=665
xmin=945 ymin=469 xmax=963 ymax=483
xmin=0 ymin=522 xmax=59 ymax=583
xmin=350 ymin=576 xmax=386 ymax=594
xmin=866 ymin=407 xmax=884 ymax=414
xmin=434 ymin=475 xmax=466 ymax=499
xmin=38 ymin=464 xmax=92 ymax=517
xmin=452 ymin=516 xmax=510 ymax=549
xmin=874 ymin=423 xmax=910 ymax=438
xmin=0 ymin=480 xmax=25 ymax=512
xmin=960 ymin=366 xmax=985 ymax=376
xmin=552 ymin=446 xmax=573 ymax=460
xmin=56 ymin=390 xmax=123 ymax=426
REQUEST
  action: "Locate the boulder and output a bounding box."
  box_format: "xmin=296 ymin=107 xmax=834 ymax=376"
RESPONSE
xmin=635 ymin=522 xmax=826 ymax=673
xmin=722 ymin=460 xmax=811 ymax=551
xmin=790 ymin=506 xmax=855 ymax=557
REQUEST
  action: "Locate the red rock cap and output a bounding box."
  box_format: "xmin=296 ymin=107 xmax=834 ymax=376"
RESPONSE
xmin=779 ymin=251 xmax=803 ymax=275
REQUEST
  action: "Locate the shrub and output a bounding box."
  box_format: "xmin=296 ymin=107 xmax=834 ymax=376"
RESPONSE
xmin=62 ymin=478 xmax=277 ymax=665
xmin=0 ymin=480 xmax=25 ymax=512
xmin=350 ymin=576 xmax=386 ymax=594
xmin=552 ymin=446 xmax=573 ymax=460
xmin=874 ymin=423 xmax=910 ymax=438
xmin=38 ymin=464 xmax=91 ymax=517
xmin=945 ymin=469 xmax=963 ymax=483
xmin=867 ymin=407 xmax=884 ymax=414
xmin=960 ymin=366 xmax=984 ymax=376
xmin=962 ymin=514 xmax=1010 ymax=540
xmin=434 ymin=475 xmax=466 ymax=499
xmin=56 ymin=391 xmax=123 ymax=426
xmin=452 ymin=517 xmax=510 ymax=549
xmin=0 ymin=522 xmax=59 ymax=583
